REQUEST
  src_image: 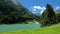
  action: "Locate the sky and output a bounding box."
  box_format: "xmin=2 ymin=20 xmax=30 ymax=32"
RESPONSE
xmin=17 ymin=0 xmax=60 ymax=14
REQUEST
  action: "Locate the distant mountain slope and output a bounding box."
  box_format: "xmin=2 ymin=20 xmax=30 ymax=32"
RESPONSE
xmin=55 ymin=10 xmax=60 ymax=22
xmin=55 ymin=10 xmax=60 ymax=13
xmin=0 ymin=0 xmax=34 ymax=24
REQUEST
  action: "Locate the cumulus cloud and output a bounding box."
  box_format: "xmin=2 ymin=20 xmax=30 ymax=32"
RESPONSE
xmin=33 ymin=6 xmax=41 ymax=9
xmin=32 ymin=6 xmax=46 ymax=14
xmin=40 ymin=7 xmax=46 ymax=14
xmin=55 ymin=6 xmax=60 ymax=10
xmin=33 ymin=8 xmax=37 ymax=11
xmin=32 ymin=6 xmax=60 ymax=14
xmin=40 ymin=9 xmax=45 ymax=14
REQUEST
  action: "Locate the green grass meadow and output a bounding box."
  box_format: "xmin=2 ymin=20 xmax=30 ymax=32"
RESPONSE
xmin=0 ymin=23 xmax=60 ymax=34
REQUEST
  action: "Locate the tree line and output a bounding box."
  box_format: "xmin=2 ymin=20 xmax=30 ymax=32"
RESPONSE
xmin=0 ymin=0 xmax=60 ymax=26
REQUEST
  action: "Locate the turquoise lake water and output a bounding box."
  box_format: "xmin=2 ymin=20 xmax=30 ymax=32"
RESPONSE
xmin=0 ymin=24 xmax=40 ymax=32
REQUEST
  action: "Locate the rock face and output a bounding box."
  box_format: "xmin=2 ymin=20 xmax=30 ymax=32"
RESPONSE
xmin=0 ymin=0 xmax=33 ymax=24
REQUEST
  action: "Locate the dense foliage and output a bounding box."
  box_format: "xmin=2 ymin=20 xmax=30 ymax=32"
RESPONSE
xmin=0 ymin=0 xmax=60 ymax=26
xmin=0 ymin=0 xmax=36 ymax=24
xmin=40 ymin=4 xmax=57 ymax=26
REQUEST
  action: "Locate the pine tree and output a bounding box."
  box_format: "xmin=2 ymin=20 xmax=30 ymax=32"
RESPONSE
xmin=41 ymin=4 xmax=57 ymax=26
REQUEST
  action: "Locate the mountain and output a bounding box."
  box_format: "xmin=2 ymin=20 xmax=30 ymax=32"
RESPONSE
xmin=55 ymin=10 xmax=60 ymax=14
xmin=0 ymin=0 xmax=34 ymax=24
xmin=55 ymin=10 xmax=60 ymax=22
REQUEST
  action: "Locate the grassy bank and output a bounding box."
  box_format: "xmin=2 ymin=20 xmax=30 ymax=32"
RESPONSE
xmin=0 ymin=23 xmax=60 ymax=34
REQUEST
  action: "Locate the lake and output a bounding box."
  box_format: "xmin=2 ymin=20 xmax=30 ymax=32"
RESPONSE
xmin=0 ymin=24 xmax=41 ymax=32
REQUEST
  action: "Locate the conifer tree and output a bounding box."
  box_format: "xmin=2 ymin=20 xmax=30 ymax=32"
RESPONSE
xmin=41 ymin=4 xmax=56 ymax=26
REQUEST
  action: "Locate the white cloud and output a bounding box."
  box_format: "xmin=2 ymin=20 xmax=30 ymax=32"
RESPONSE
xmin=40 ymin=7 xmax=46 ymax=14
xmin=40 ymin=9 xmax=45 ymax=14
xmin=41 ymin=7 xmax=46 ymax=10
xmin=33 ymin=8 xmax=37 ymax=11
xmin=32 ymin=6 xmax=46 ymax=14
xmin=33 ymin=6 xmax=41 ymax=9
xmin=55 ymin=6 xmax=60 ymax=10
xmin=32 ymin=6 xmax=60 ymax=14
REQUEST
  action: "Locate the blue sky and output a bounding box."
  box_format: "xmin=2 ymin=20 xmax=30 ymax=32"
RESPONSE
xmin=17 ymin=0 xmax=60 ymax=14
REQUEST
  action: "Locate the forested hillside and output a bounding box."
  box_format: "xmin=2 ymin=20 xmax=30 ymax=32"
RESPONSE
xmin=0 ymin=0 xmax=60 ymax=26
xmin=0 ymin=0 xmax=37 ymax=24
